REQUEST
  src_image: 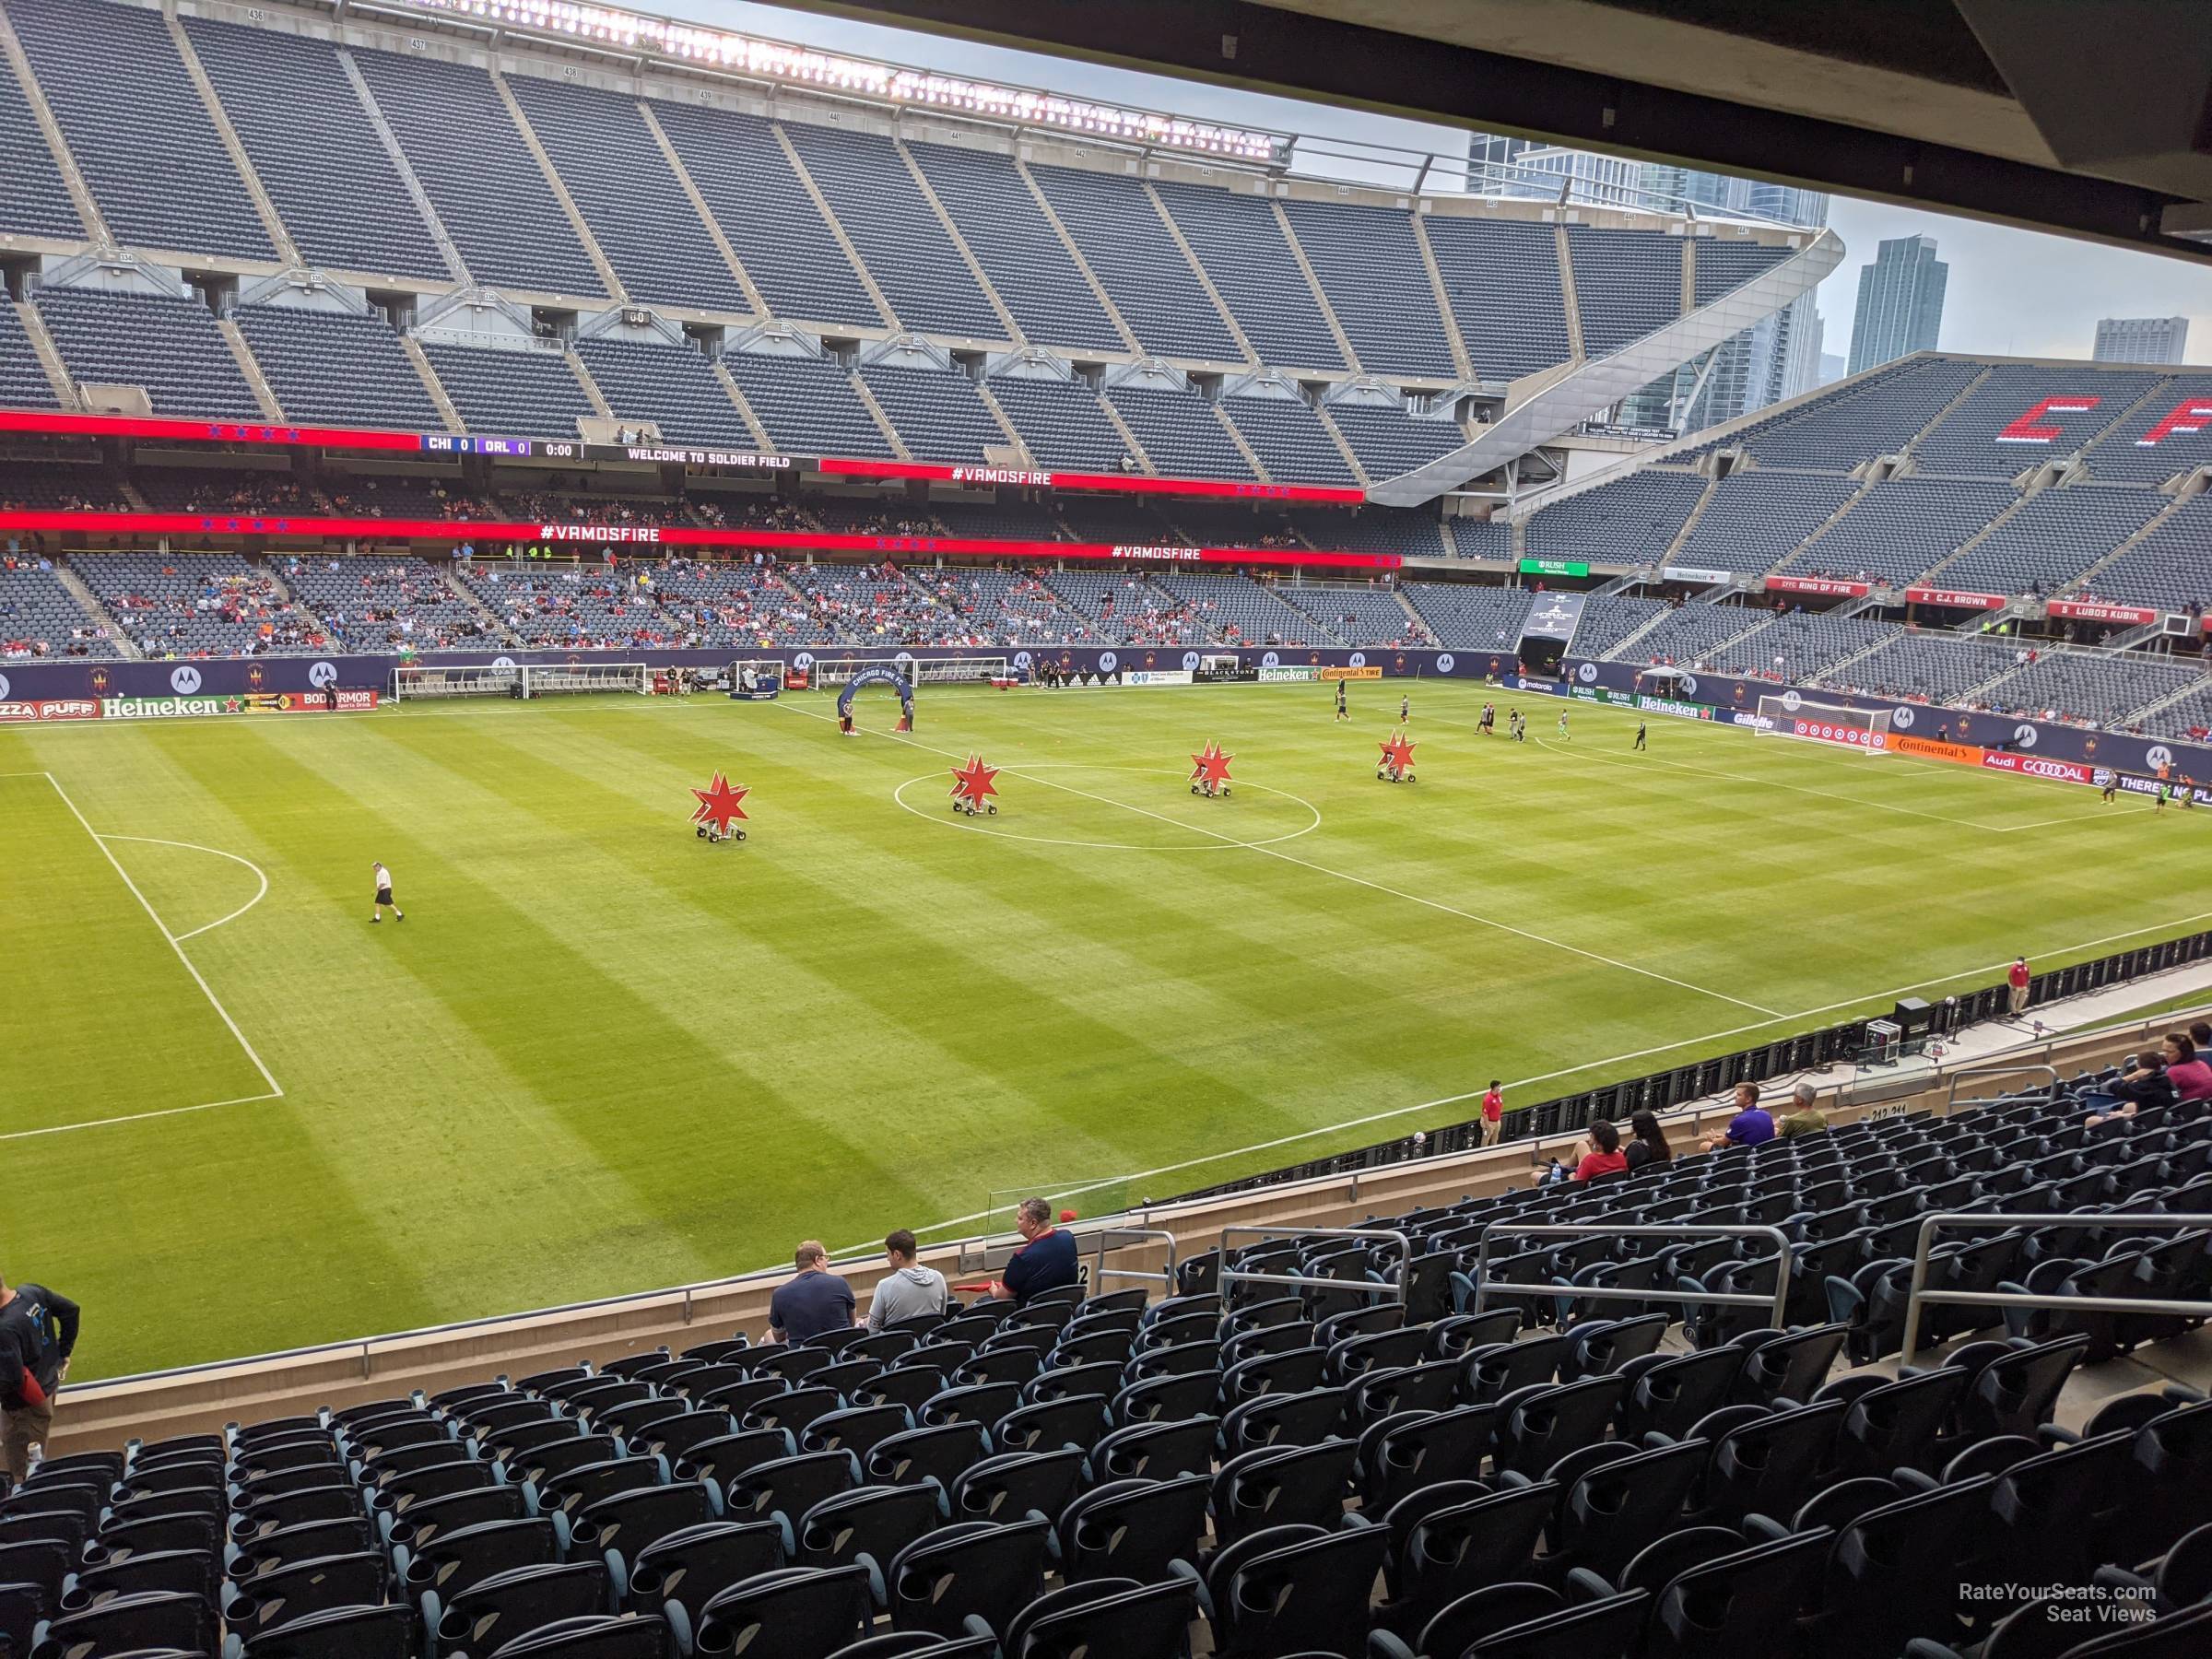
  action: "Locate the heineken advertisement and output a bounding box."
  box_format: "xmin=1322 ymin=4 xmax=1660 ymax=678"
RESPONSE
xmin=1518 ymin=558 xmax=1590 ymax=578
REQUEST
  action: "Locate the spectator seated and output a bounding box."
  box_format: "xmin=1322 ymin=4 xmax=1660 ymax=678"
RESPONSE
xmin=0 ymin=555 xmax=117 ymax=659
xmin=283 ymin=557 xmax=503 ymax=652
xmin=74 ymin=551 xmax=323 ymax=657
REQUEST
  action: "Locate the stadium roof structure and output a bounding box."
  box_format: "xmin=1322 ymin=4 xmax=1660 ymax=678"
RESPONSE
xmin=818 ymin=0 xmax=2212 ymax=266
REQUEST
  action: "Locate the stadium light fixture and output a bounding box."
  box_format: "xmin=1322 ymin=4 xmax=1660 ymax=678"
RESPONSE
xmin=386 ymin=0 xmax=1281 ymax=163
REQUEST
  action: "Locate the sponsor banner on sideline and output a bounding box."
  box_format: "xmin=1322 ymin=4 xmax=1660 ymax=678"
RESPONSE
xmin=1635 ymin=694 xmax=1713 ymax=722
xmin=1786 ymin=716 xmax=1888 ymax=750
xmin=1256 ymin=665 xmax=1322 ymax=683
xmin=1980 ymin=750 xmax=2093 ymax=785
xmin=1124 ymin=669 xmax=1194 ymax=688
xmin=1892 ymin=734 xmax=1986 ymax=766
xmin=1317 ymin=665 xmax=1382 ymax=682
xmin=0 ymin=698 xmax=100 ymax=723
xmin=103 ymin=690 xmax=380 ymax=720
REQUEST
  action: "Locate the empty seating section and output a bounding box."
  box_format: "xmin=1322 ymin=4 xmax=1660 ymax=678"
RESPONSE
xmin=1568 ymin=228 xmax=1682 ymax=355
xmin=649 ymin=102 xmax=882 ymax=330
xmin=2157 ymin=677 xmax=2212 ymax=739
xmin=1446 ymin=516 xmax=1512 ymax=562
xmin=725 ymin=353 xmax=892 ymax=459
xmin=232 ymin=306 xmax=441 ymax=430
xmin=0 ymin=40 xmax=80 ymax=239
xmin=1152 ymin=182 xmax=1344 ymax=371
xmin=8 ymin=0 xmax=270 ymax=258
xmin=348 ymin=49 xmax=600 ymax=296
xmin=502 ymin=76 xmax=748 ymax=315
xmin=134 ymin=464 xmax=319 ymax=513
xmin=1524 ymin=470 xmax=1707 ymax=568
xmin=781 ymin=124 xmax=1000 ymax=340
xmin=1222 ymin=395 xmax=1357 ymax=486
xmin=652 ymin=559 xmax=836 ymax=647
xmin=76 ymin=551 xmax=318 ymax=654
xmin=926 ymin=500 xmax=1065 ymax=542
xmin=0 ymin=295 xmax=59 ymax=409
xmin=1326 ymin=403 xmax=1464 ymax=479
xmin=421 ymin=343 xmax=594 ymax=440
xmin=458 ymin=562 xmax=671 ymax=647
xmin=34 ymin=288 xmax=259 ymax=420
xmin=905 ymin=141 xmax=1122 ymax=352
xmin=1402 ymin=582 xmax=1533 ymax=648
xmin=1672 ymin=471 xmax=1860 ymax=575
xmin=908 ymin=567 xmax=1089 ymax=645
xmin=1159 ymin=571 xmax=1327 ymax=645
xmin=1057 ymin=500 xmax=1188 ymax=547
xmin=857 ymin=363 xmax=1002 ymax=464
xmin=284 ymin=557 xmax=497 ymax=651
xmin=988 ymin=376 xmax=1130 ymax=471
xmin=1818 ymin=632 xmax=2019 ymax=705
xmin=2086 ymin=376 xmax=2212 ymax=481
xmin=1691 ymin=237 xmax=1792 ymax=304
xmin=1570 ymin=594 xmax=1667 ymax=656
xmin=1280 ymin=200 xmax=1458 ymax=378
xmin=1277 ymin=584 xmax=1431 ymax=645
xmin=0 ymin=559 xmax=113 ymax=656
xmin=1157 ymin=505 xmax=1299 ymax=550
xmin=1289 ymin=507 xmax=1447 ymax=560
xmin=182 ymin=18 xmax=446 ymax=280
xmin=2078 ymin=497 xmax=2212 ymax=611
xmin=1939 ymin=486 xmax=2165 ymax=595
xmin=1423 ymin=216 xmax=1571 ymax=381
xmin=1625 ymin=600 xmax=1768 ymax=665
xmin=1105 ymin=386 xmax=1253 ymax=479
xmin=1044 ymin=569 xmax=1203 ymax=645
xmin=1982 ymin=651 xmax=2199 ymax=729
xmin=1912 ymin=365 xmax=2159 ymax=477
xmin=1719 ymin=358 xmax=1985 ymax=467
xmin=0 ymin=459 xmax=123 ymax=509
xmin=1789 ymin=478 xmax=2018 ymax=586
xmin=1708 ymin=610 xmax=1893 ymax=682
xmin=573 ymin=340 xmax=753 ymax=448
xmin=1029 ymin=166 xmax=1241 ymax=362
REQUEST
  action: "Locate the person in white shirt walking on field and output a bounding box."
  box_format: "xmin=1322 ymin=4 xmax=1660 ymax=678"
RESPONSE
xmin=371 ymin=861 xmax=405 ymax=924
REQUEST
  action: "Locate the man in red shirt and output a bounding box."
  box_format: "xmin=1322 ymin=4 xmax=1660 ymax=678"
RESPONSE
xmin=2007 ymin=957 xmax=2031 ymax=1017
xmin=1479 ymin=1080 xmax=1504 ymax=1147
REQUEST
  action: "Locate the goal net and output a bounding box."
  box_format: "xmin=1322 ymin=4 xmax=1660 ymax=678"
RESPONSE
xmin=393 ymin=663 xmax=518 ymax=700
xmin=813 ymin=654 xmax=1007 ymax=687
xmin=1755 ymin=696 xmax=1893 ymax=754
xmin=519 ymin=662 xmax=650 ymax=698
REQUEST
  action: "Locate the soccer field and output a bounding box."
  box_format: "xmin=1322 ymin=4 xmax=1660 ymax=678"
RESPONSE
xmin=4 ymin=677 xmax=2204 ymax=1376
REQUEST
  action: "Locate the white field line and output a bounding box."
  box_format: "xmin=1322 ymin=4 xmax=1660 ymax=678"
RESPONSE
xmin=0 ymin=1091 xmax=281 ymax=1144
xmin=782 ymin=700 xmax=1784 ymax=1018
xmin=98 ymin=834 xmax=270 ymax=941
xmin=881 ymin=903 xmax=2212 ymax=1243
xmin=40 ymin=771 xmax=283 ymax=1100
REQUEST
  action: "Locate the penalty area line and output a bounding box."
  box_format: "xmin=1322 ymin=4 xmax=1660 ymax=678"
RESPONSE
xmin=40 ymin=772 xmax=284 ymax=1101
xmin=780 ymin=700 xmax=1784 ymax=1019
xmin=0 ymin=1090 xmax=283 ymax=1144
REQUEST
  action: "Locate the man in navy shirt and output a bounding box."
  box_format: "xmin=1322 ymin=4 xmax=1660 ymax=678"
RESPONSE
xmin=768 ymin=1241 xmax=855 ymax=1343
xmin=992 ymin=1198 xmax=1080 ymax=1305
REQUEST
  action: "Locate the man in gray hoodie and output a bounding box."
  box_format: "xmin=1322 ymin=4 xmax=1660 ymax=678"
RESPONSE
xmin=866 ymin=1230 xmax=948 ymax=1332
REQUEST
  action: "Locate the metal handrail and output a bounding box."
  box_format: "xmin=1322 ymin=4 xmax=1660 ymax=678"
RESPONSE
xmin=1899 ymin=1211 xmax=2212 ymax=1359
xmin=1475 ymin=1222 xmax=1795 ymax=1330
xmin=1944 ymin=1063 xmax=2061 ymax=1112
xmin=1218 ymin=1225 xmax=1412 ymax=1313
xmin=1083 ymin=1227 xmax=1178 ymax=1291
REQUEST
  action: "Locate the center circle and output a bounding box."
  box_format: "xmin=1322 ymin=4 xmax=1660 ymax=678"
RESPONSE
xmin=891 ymin=763 xmax=1323 ymax=852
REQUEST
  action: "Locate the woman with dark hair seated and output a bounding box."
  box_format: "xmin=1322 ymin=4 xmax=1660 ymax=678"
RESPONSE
xmin=1625 ymin=1110 xmax=1673 ymax=1171
xmin=2086 ymin=1031 xmax=2204 ymax=1129
xmin=1572 ymin=1119 xmax=1629 ymax=1182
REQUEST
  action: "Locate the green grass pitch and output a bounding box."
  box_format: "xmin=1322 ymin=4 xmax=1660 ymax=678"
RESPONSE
xmin=4 ymin=678 xmax=2204 ymax=1377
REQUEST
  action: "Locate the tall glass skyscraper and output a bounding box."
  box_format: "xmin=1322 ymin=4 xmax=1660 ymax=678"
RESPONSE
xmin=1846 ymin=235 xmax=1947 ymax=374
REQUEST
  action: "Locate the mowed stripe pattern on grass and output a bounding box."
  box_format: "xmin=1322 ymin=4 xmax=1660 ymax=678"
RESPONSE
xmin=0 ymin=682 xmax=2200 ymax=1376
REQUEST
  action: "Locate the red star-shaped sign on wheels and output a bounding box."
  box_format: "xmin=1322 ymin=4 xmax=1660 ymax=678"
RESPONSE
xmin=1191 ymin=741 xmax=1234 ymax=790
xmin=690 ymin=771 xmax=750 ymax=835
xmin=950 ymin=753 xmax=1000 ymax=811
xmin=1380 ymin=730 xmax=1417 ymax=773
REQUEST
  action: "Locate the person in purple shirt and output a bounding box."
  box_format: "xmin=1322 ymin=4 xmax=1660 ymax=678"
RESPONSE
xmin=1703 ymin=1082 xmax=1776 ymax=1151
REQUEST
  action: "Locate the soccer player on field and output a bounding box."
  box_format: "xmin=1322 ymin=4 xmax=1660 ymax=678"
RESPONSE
xmin=1557 ymin=710 xmax=1571 ymax=740
xmin=1478 ymin=702 xmax=1495 ymax=735
xmin=371 ymin=861 xmax=404 ymax=924
xmin=1634 ymin=720 xmax=1647 ymax=751
xmin=1400 ymin=692 xmax=1410 ymax=723
xmin=1335 ymin=680 xmax=1348 ymax=722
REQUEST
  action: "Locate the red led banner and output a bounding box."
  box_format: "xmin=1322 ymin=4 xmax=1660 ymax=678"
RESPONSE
xmin=1902 ymin=586 xmax=2006 ymax=610
xmin=1764 ymin=575 xmax=1871 ymax=598
xmin=2046 ymin=598 xmax=2161 ymax=626
xmin=0 ymin=511 xmax=1397 ymax=571
xmin=816 ymin=456 xmax=1368 ymax=503
xmin=0 ymin=407 xmax=423 ymax=450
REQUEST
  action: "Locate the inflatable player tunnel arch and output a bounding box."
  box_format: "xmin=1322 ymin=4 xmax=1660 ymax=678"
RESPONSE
xmin=837 ymin=665 xmax=914 ymax=729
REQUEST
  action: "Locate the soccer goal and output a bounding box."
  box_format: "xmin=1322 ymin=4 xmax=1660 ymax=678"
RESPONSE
xmin=393 ymin=663 xmax=519 ymax=700
xmin=519 ymin=662 xmax=651 ymax=698
xmin=814 ymin=654 xmax=1007 ymax=687
xmin=1755 ymin=696 xmax=1893 ymax=754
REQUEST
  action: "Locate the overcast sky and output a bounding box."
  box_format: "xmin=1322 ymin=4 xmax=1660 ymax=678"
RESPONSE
xmin=686 ymin=0 xmax=2212 ymax=365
